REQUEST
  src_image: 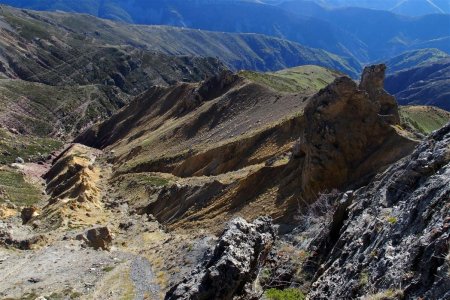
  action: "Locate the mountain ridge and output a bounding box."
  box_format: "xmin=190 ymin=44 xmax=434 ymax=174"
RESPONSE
xmin=0 ymin=3 xmax=449 ymax=300
xmin=2 ymin=0 xmax=450 ymax=63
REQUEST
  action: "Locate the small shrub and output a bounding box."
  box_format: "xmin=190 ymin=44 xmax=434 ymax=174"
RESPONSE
xmin=359 ymin=271 xmax=369 ymax=286
xmin=102 ymin=266 xmax=115 ymax=272
xmin=295 ymin=189 xmax=340 ymax=229
xmin=259 ymin=267 xmax=272 ymax=283
xmin=265 ymin=288 xmax=306 ymax=300
xmin=387 ymin=216 xmax=398 ymax=224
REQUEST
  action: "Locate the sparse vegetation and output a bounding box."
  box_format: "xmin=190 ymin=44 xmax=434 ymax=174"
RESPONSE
xmin=386 ymin=216 xmax=398 ymax=225
xmin=265 ymin=288 xmax=306 ymax=300
xmin=0 ymin=4 xmax=448 ymax=300
xmin=295 ymin=189 xmax=340 ymax=229
xmin=359 ymin=271 xmax=369 ymax=286
xmin=3 ymin=292 xmax=39 ymax=300
xmin=103 ymin=266 xmax=115 ymax=272
xmin=0 ymin=129 xmax=63 ymax=164
xmin=47 ymin=288 xmax=82 ymax=299
xmin=0 ymin=80 xmax=130 ymax=138
xmin=0 ymin=168 xmax=42 ymax=206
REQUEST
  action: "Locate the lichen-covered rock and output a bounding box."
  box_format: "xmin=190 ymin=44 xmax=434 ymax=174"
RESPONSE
xmin=307 ymin=123 xmax=450 ymax=299
xmin=165 ymin=217 xmax=276 ymax=300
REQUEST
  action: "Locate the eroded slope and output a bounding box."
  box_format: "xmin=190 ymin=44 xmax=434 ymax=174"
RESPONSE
xmin=76 ymin=64 xmax=417 ymax=231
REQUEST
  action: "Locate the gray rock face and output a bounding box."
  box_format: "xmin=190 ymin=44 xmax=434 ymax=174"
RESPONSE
xmin=165 ymin=217 xmax=276 ymax=300
xmin=307 ymin=123 xmax=450 ymax=299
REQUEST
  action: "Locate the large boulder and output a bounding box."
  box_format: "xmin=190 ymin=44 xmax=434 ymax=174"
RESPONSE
xmin=165 ymin=217 xmax=276 ymax=300
xmin=76 ymin=226 xmax=113 ymax=250
xmin=21 ymin=206 xmax=39 ymax=224
xmin=284 ymin=64 xmax=416 ymax=201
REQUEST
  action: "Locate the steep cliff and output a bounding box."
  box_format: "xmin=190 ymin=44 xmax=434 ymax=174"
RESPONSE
xmin=305 ymin=122 xmax=450 ymax=299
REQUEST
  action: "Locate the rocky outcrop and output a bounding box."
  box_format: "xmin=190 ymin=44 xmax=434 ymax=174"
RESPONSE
xmin=76 ymin=226 xmax=113 ymax=251
xmin=44 ymin=144 xmax=101 ymax=206
xmin=307 ymin=122 xmax=450 ymax=299
xmin=21 ymin=206 xmax=39 ymax=224
xmin=165 ymin=217 xmax=276 ymax=300
xmin=284 ymin=64 xmax=416 ymax=201
xmin=359 ymin=64 xmax=400 ymax=124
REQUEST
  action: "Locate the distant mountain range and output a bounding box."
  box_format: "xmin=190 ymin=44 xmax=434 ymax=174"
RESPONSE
xmin=0 ymin=5 xmax=361 ymax=80
xmin=1 ymin=2 xmax=448 ymax=112
xmin=385 ymin=57 xmax=450 ymax=111
xmin=279 ymin=2 xmax=450 ymax=60
xmin=1 ymin=0 xmax=449 ymax=63
xmin=0 ymin=4 xmax=363 ymax=137
xmin=274 ymin=0 xmax=450 ymax=16
xmin=383 ymin=48 xmax=449 ymax=74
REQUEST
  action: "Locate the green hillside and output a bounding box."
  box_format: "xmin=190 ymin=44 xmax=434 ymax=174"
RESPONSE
xmin=240 ymin=65 xmax=342 ymax=93
xmin=399 ymin=105 xmax=450 ymax=135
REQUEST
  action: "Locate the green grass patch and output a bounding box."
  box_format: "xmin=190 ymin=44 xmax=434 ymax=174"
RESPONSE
xmin=0 ymin=128 xmax=63 ymax=164
xmin=359 ymin=271 xmax=369 ymax=286
xmin=0 ymin=168 xmax=42 ymax=206
xmin=265 ymin=288 xmax=306 ymax=300
xmin=400 ymin=106 xmax=450 ymax=135
xmin=387 ymin=216 xmax=398 ymax=225
xmin=122 ymin=173 xmax=171 ymax=187
xmin=240 ymin=65 xmax=341 ymax=94
xmin=103 ymin=266 xmax=115 ymax=272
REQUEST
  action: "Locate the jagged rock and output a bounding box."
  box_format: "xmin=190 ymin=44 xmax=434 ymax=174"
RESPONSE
xmin=76 ymin=226 xmax=113 ymax=250
xmin=196 ymin=70 xmax=241 ymax=101
xmin=15 ymin=157 xmax=24 ymax=164
xmin=359 ymin=64 xmax=400 ymax=124
xmin=285 ymin=64 xmax=416 ymax=201
xmin=307 ymin=123 xmax=450 ymax=299
xmin=165 ymin=217 xmax=276 ymax=300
